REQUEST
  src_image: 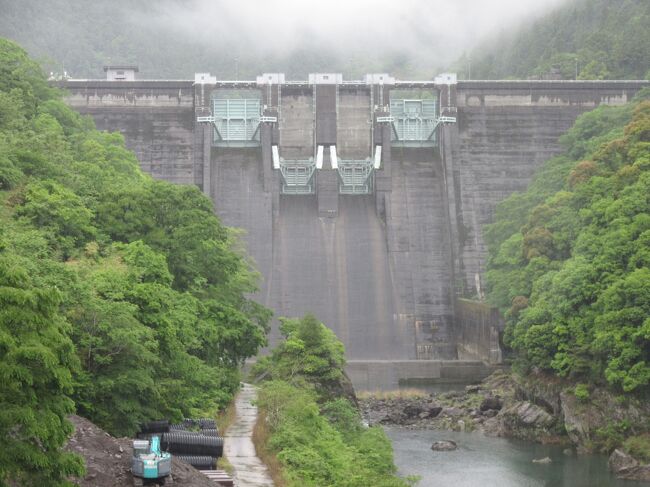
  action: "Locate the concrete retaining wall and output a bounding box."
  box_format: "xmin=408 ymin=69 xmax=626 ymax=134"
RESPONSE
xmin=346 ymin=360 xmax=498 ymax=391
xmin=455 ymin=298 xmax=504 ymax=364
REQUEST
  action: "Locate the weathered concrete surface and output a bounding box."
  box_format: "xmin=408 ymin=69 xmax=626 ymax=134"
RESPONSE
xmin=224 ymin=384 xmax=274 ymax=487
xmin=279 ymin=87 xmax=313 ymax=159
xmin=456 ymin=298 xmax=504 ymax=364
xmin=60 ymin=81 xmax=197 ymax=186
xmin=337 ymin=88 xmax=371 ymax=159
xmin=59 ymin=78 xmax=649 ymax=375
xmin=449 ymin=80 xmax=644 ymax=296
xmin=346 ymin=359 xmax=498 ymax=392
xmin=386 ymin=149 xmax=455 ymax=359
xmin=268 ymin=194 xmax=409 ymax=359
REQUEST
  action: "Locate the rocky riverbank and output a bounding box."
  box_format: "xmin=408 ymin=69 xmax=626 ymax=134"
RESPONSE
xmin=359 ymin=371 xmax=650 ymax=482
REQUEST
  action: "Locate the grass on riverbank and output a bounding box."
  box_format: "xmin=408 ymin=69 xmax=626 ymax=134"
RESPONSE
xmin=252 ymin=408 xmax=289 ymax=487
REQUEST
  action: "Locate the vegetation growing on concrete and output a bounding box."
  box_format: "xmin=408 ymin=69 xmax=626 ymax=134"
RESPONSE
xmin=0 ymin=37 xmax=270 ymax=486
xmin=485 ymin=89 xmax=650 ymax=395
xmin=253 ymin=314 xmax=416 ymax=487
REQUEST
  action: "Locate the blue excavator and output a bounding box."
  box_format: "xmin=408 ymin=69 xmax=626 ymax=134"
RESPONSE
xmin=131 ymin=436 xmax=173 ymax=485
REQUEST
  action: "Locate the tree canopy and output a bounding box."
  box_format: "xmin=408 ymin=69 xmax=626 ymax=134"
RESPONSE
xmin=460 ymin=0 xmax=650 ymax=80
xmin=485 ymin=89 xmax=650 ymax=394
xmin=0 ymin=37 xmax=270 ymax=485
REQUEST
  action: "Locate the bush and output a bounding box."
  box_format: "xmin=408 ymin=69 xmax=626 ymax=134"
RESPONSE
xmin=623 ymin=434 xmax=650 ymax=463
xmin=257 ymin=380 xmax=411 ymax=487
xmin=254 ymin=314 xmax=412 ymax=487
xmin=574 ymin=384 xmax=590 ymax=402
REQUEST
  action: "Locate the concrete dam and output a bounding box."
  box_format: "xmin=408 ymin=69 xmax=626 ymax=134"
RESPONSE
xmin=60 ymin=69 xmax=648 ymax=389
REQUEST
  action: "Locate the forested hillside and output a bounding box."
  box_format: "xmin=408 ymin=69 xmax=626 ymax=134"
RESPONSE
xmin=0 ymin=0 xmax=428 ymax=79
xmin=485 ymin=89 xmax=650 ymax=394
xmin=462 ymin=0 xmax=650 ymax=80
xmin=0 ymin=38 xmax=270 ymax=486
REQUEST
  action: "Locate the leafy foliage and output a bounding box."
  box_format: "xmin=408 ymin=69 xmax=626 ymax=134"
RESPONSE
xmin=0 ymin=37 xmax=270 ymax=484
xmin=623 ymin=434 xmax=650 ymax=463
xmin=252 ymin=314 xmax=346 ymax=398
xmin=485 ymin=90 xmax=650 ymax=394
xmin=255 ymin=315 xmax=412 ymax=487
xmin=0 ymin=241 xmax=85 ymax=486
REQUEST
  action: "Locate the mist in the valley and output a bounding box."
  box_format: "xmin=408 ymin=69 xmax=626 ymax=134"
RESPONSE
xmin=0 ymin=0 xmax=570 ymax=79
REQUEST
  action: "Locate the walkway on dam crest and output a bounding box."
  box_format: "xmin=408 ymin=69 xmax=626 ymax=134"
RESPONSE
xmin=224 ymin=383 xmax=274 ymax=487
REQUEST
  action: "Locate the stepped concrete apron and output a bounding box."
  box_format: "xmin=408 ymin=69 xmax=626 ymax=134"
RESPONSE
xmin=224 ymin=383 xmax=274 ymax=487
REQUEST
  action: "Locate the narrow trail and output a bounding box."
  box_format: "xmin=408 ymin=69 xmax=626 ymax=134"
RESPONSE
xmin=224 ymin=383 xmax=274 ymax=487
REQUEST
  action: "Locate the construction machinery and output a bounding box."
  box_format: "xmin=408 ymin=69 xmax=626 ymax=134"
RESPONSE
xmin=131 ymin=436 xmax=173 ymax=486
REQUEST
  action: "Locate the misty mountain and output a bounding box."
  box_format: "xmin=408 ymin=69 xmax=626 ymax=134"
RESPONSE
xmin=461 ymin=0 xmax=650 ymax=80
xmin=0 ymin=0 xmax=567 ymax=80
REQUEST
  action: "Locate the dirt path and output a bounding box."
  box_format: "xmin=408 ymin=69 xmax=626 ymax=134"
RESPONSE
xmin=224 ymin=383 xmax=274 ymax=487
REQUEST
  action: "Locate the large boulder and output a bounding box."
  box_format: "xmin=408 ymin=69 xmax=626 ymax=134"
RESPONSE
xmin=403 ymin=403 xmax=424 ymax=418
xmin=418 ymin=404 xmax=442 ymax=419
xmin=504 ymin=401 xmax=555 ymax=428
xmin=609 ymin=449 xmax=650 ymax=482
xmin=500 ymin=401 xmax=556 ymax=441
xmin=431 ymin=440 xmax=458 ymax=451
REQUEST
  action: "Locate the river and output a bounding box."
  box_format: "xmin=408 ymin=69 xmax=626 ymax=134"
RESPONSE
xmin=385 ymin=427 xmax=646 ymax=487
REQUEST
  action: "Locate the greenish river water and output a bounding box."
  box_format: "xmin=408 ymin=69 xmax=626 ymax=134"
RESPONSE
xmin=385 ymin=427 xmax=646 ymax=487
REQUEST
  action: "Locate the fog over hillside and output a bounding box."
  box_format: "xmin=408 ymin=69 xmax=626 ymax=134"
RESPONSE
xmin=0 ymin=0 xmax=568 ymax=78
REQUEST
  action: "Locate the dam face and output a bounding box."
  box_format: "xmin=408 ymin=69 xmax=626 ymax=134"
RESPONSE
xmin=60 ymin=72 xmax=648 ymax=386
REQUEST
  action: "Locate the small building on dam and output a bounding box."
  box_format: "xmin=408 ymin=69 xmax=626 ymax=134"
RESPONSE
xmin=58 ymin=68 xmax=648 ymax=389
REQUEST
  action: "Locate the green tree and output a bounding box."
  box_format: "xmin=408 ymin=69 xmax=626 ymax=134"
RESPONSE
xmin=0 ymin=241 xmax=84 ymax=486
xmin=486 ymin=95 xmax=650 ymax=393
xmin=0 ymin=36 xmax=271 ymax=474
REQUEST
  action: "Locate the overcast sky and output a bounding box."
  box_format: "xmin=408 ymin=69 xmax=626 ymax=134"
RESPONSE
xmin=136 ymin=0 xmax=570 ymax=69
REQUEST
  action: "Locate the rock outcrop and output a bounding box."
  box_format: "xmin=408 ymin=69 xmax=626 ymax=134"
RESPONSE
xmin=500 ymin=401 xmax=556 ymax=441
xmin=608 ymin=449 xmax=650 ymax=481
xmin=360 ymin=370 xmax=650 ymax=455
